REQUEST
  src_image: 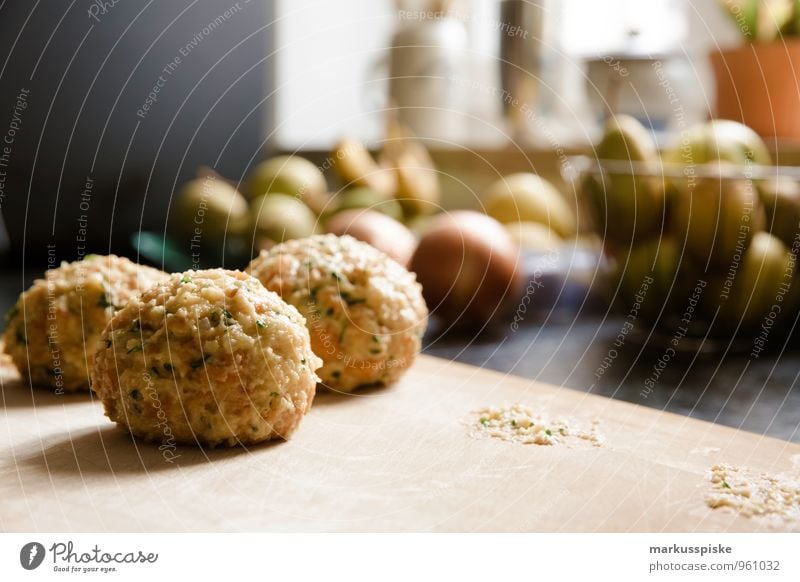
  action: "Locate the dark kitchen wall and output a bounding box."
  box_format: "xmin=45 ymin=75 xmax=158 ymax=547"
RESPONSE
xmin=0 ymin=0 xmax=274 ymax=267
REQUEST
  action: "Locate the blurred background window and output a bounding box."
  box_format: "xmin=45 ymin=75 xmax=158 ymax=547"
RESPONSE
xmin=271 ymin=0 xmax=740 ymax=149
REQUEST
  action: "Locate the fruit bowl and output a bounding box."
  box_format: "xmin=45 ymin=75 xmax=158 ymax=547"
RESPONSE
xmin=568 ymin=154 xmax=800 ymax=348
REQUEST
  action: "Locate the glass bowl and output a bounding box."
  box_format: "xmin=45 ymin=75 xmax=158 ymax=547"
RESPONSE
xmin=565 ymin=155 xmax=800 ymax=349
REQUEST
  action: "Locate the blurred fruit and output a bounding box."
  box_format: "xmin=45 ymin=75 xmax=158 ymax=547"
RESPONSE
xmin=759 ymin=175 xmax=800 ymax=247
xmin=331 ymin=138 xmax=396 ymax=197
xmin=600 ymin=114 xmax=659 ymax=161
xmin=172 ymin=176 xmax=249 ymax=242
xmin=410 ymin=211 xmax=521 ymax=327
xmin=504 ymin=221 xmax=562 ymax=253
xmin=327 ymin=187 xmax=404 ymax=221
xmin=595 ymin=115 xmax=666 ymax=243
xmin=666 ymin=119 xmax=772 ymax=166
xmin=249 ymin=193 xmax=317 ymax=247
xmin=247 ymin=155 xmax=329 ymax=213
xmin=580 ymin=173 xmax=607 ymax=233
xmin=614 ymin=236 xmax=682 ymax=324
xmin=406 ymin=214 xmax=437 ymax=238
xmin=381 ymin=117 xmax=440 ymax=218
xmin=725 ymin=232 xmax=796 ymax=327
xmin=484 ymin=173 xmax=576 ymax=237
xmin=326 ymin=209 xmax=417 ymax=267
xmin=672 ymin=166 xmax=764 ymax=267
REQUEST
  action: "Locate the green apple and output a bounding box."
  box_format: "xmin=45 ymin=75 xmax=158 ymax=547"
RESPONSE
xmin=484 ymin=173 xmax=576 ymax=237
xmin=672 ymin=165 xmax=764 ymax=267
xmin=594 ymin=115 xmax=666 ymax=243
xmin=249 ymin=193 xmax=317 ymax=246
xmin=247 ymin=155 xmax=329 ymax=214
xmin=172 ymin=177 xmax=249 ymax=242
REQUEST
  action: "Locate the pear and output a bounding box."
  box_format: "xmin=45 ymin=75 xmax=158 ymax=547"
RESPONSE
xmin=759 ymin=175 xmax=800 ymax=248
xmin=247 ymin=155 xmax=329 ymax=214
xmin=599 ymin=114 xmax=659 ymax=161
xmin=665 ymin=119 xmax=772 ymax=166
xmin=613 ymin=236 xmax=681 ymax=324
xmin=381 ymin=117 xmax=440 ymax=218
xmin=505 ymin=221 xmax=562 ymax=253
xmin=171 ymin=176 xmax=249 ymax=242
xmin=580 ymin=173 xmax=608 ymax=235
xmin=330 ymin=138 xmax=396 ymax=198
xmin=326 ymin=187 xmax=404 ymax=222
xmin=672 ymin=165 xmax=764 ymax=267
xmin=595 ymin=115 xmax=666 ymax=243
xmin=724 ymin=232 xmax=796 ymax=329
xmin=485 ymin=173 xmax=576 ymax=238
xmin=249 ymin=193 xmax=317 ymax=247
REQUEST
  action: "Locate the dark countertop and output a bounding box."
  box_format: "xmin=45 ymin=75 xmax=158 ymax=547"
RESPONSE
xmin=425 ymin=310 xmax=800 ymax=444
xmin=2 ymin=269 xmax=798 ymax=443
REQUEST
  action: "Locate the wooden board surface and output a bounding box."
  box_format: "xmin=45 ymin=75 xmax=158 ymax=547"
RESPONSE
xmin=1 ymin=354 xmax=798 ymax=532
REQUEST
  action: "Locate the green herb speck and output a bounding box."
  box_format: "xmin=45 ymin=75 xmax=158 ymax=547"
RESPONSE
xmin=180 ymin=274 xmax=192 ymax=284
xmin=331 ymin=272 xmax=342 ymax=282
xmin=15 ymin=328 xmax=27 ymax=345
xmin=131 ymin=319 xmax=140 ymax=331
xmin=5 ymin=305 xmax=19 ymax=322
xmin=127 ymin=344 xmax=143 ymax=354
xmin=190 ymin=355 xmax=210 ymax=369
xmin=256 ymin=319 xmax=267 ymax=329
xmin=545 ymin=429 xmax=552 ymax=436
xmin=342 ymin=294 xmax=365 ymax=306
xmin=98 ymin=292 xmax=111 ymax=308
xmin=163 ymin=362 xmax=173 ymax=371
xmin=479 ymin=417 xmax=489 ymax=426
xmin=130 ymin=389 xmax=141 ymax=400
xmin=370 ymin=348 xmax=381 ymax=355
xmin=150 ymin=366 xmax=160 ymax=378
xmin=331 ymin=370 xmax=342 ymax=379
xmin=722 ymin=481 xmax=731 ymax=489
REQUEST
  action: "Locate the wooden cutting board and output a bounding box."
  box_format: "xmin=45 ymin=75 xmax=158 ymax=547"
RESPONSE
xmin=1 ymin=354 xmax=798 ymax=532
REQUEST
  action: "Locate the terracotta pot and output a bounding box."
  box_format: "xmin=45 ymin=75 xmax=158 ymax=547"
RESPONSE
xmin=710 ymin=41 xmax=800 ymax=140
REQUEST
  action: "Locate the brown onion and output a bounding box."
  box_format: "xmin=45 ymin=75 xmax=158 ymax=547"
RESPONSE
xmin=325 ymin=209 xmax=417 ymax=267
xmin=410 ymin=211 xmax=521 ymax=327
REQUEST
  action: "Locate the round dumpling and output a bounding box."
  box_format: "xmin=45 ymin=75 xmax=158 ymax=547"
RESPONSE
xmin=90 ymin=269 xmax=322 ymax=447
xmin=3 ymin=254 xmax=168 ymax=392
xmin=247 ymin=234 xmax=428 ymax=393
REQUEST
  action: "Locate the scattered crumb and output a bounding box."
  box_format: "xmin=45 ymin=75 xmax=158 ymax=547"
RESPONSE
xmin=467 ymin=403 xmax=603 ymax=447
xmin=705 ymin=464 xmax=800 ymax=521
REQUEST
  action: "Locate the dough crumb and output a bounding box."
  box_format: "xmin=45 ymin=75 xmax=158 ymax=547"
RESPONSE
xmin=467 ymin=403 xmax=603 ymax=447
xmin=705 ymin=464 xmax=800 ymax=521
